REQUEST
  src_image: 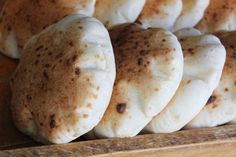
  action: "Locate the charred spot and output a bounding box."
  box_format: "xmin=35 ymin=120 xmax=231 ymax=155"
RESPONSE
xmin=48 ymin=52 xmax=52 ymax=56
xmin=78 ymin=26 xmax=83 ymax=29
xmin=43 ymin=70 xmax=49 ymax=80
xmin=35 ymin=45 xmax=43 ymax=51
xmin=34 ymin=60 xmax=39 ymax=65
xmin=72 ymin=55 xmax=78 ymax=62
xmin=116 ymin=103 xmax=126 ymax=114
xmin=69 ymin=41 xmax=74 ymax=47
xmin=225 ymin=88 xmax=229 ymax=92
xmin=40 ymin=122 xmax=44 ymax=126
xmin=206 ymin=96 xmax=217 ymax=105
xmin=26 ymin=95 xmax=32 ymax=101
xmin=7 ymin=26 xmax=11 ymax=32
xmin=230 ymin=45 xmax=235 ymax=49
xmin=140 ymin=49 xmax=146 ymax=55
xmin=45 ymin=64 xmax=50 ymax=68
xmin=49 ymin=114 xmax=56 ymax=128
xmin=75 ymin=67 xmax=80 ymax=75
xmin=137 ymin=58 xmax=143 ymax=65
xmin=55 ymin=53 xmax=63 ymax=59
xmin=162 ymin=39 xmax=166 ymax=42
xmin=212 ymin=12 xmax=217 ymax=19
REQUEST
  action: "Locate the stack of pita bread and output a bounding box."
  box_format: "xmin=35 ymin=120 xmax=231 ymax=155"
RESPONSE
xmin=0 ymin=0 xmax=236 ymax=144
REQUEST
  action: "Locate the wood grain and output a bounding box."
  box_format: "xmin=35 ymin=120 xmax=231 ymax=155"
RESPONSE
xmin=1 ymin=125 xmax=236 ymax=157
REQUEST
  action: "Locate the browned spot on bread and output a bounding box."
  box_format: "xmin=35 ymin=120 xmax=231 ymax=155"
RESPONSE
xmin=212 ymin=103 xmax=218 ymax=109
xmin=43 ymin=70 xmax=49 ymax=80
xmin=35 ymin=45 xmax=43 ymax=52
xmin=86 ymin=103 xmax=92 ymax=108
xmin=69 ymin=41 xmax=74 ymax=47
xmin=72 ymin=55 xmax=78 ymax=62
xmin=206 ymin=96 xmax=217 ymax=105
xmin=116 ymin=103 xmax=126 ymax=114
xmin=83 ymin=114 xmax=88 ymax=118
xmin=49 ymin=114 xmax=56 ymax=128
xmin=75 ymin=67 xmax=80 ymax=75
xmin=137 ymin=58 xmax=143 ymax=65
xmin=225 ymin=88 xmax=229 ymax=92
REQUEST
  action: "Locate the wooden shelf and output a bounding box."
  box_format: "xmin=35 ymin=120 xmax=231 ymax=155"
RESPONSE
xmin=1 ymin=125 xmax=236 ymax=157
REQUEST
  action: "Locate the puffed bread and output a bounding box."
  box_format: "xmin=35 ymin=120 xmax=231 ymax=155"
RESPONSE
xmin=187 ymin=31 xmax=236 ymax=128
xmin=138 ymin=0 xmax=182 ymax=30
xmin=10 ymin=15 xmax=116 ymax=144
xmin=144 ymin=28 xmax=226 ymax=133
xmin=196 ymin=0 xmax=236 ymax=33
xmin=93 ymin=23 xmax=183 ymax=138
xmin=0 ymin=0 xmax=96 ymax=58
xmin=173 ymin=0 xmax=209 ymax=31
xmin=94 ymin=0 xmax=145 ymax=29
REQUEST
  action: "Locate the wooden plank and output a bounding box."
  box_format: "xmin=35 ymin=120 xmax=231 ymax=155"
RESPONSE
xmin=1 ymin=125 xmax=236 ymax=157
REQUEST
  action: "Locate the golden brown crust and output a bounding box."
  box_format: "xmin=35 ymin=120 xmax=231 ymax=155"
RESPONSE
xmin=206 ymin=31 xmax=236 ymax=108
xmin=196 ymin=0 xmax=236 ymax=33
xmin=0 ymin=0 xmax=94 ymax=53
xmin=138 ymin=0 xmax=172 ymax=20
xmin=99 ymin=24 xmax=179 ymax=129
xmin=10 ymin=15 xmax=115 ymax=143
xmin=11 ymin=29 xmax=92 ymax=142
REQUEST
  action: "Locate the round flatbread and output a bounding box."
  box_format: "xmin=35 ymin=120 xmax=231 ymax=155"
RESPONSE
xmin=92 ymin=23 xmax=183 ymax=138
xmin=186 ymin=31 xmax=236 ymax=128
xmin=137 ymin=0 xmax=182 ymax=30
xmin=196 ymin=0 xmax=236 ymax=33
xmin=144 ymin=28 xmax=226 ymax=133
xmin=10 ymin=15 xmax=116 ymax=144
xmin=0 ymin=0 xmax=96 ymax=58
xmin=94 ymin=0 xmax=145 ymax=29
xmin=173 ymin=0 xmax=209 ymax=31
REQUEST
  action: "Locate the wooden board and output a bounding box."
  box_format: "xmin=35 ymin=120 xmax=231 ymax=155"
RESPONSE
xmin=1 ymin=125 xmax=236 ymax=157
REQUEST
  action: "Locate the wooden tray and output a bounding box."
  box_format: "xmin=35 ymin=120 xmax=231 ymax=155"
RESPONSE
xmin=1 ymin=125 xmax=236 ymax=157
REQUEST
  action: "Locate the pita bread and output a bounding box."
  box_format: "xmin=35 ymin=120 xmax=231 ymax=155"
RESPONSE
xmin=92 ymin=24 xmax=183 ymax=138
xmin=10 ymin=15 xmax=116 ymax=144
xmin=137 ymin=0 xmax=182 ymax=30
xmin=0 ymin=0 xmax=96 ymax=58
xmin=196 ymin=0 xmax=236 ymax=33
xmin=144 ymin=28 xmax=226 ymax=133
xmin=173 ymin=0 xmax=209 ymax=31
xmin=94 ymin=0 xmax=145 ymax=29
xmin=186 ymin=31 xmax=236 ymax=128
